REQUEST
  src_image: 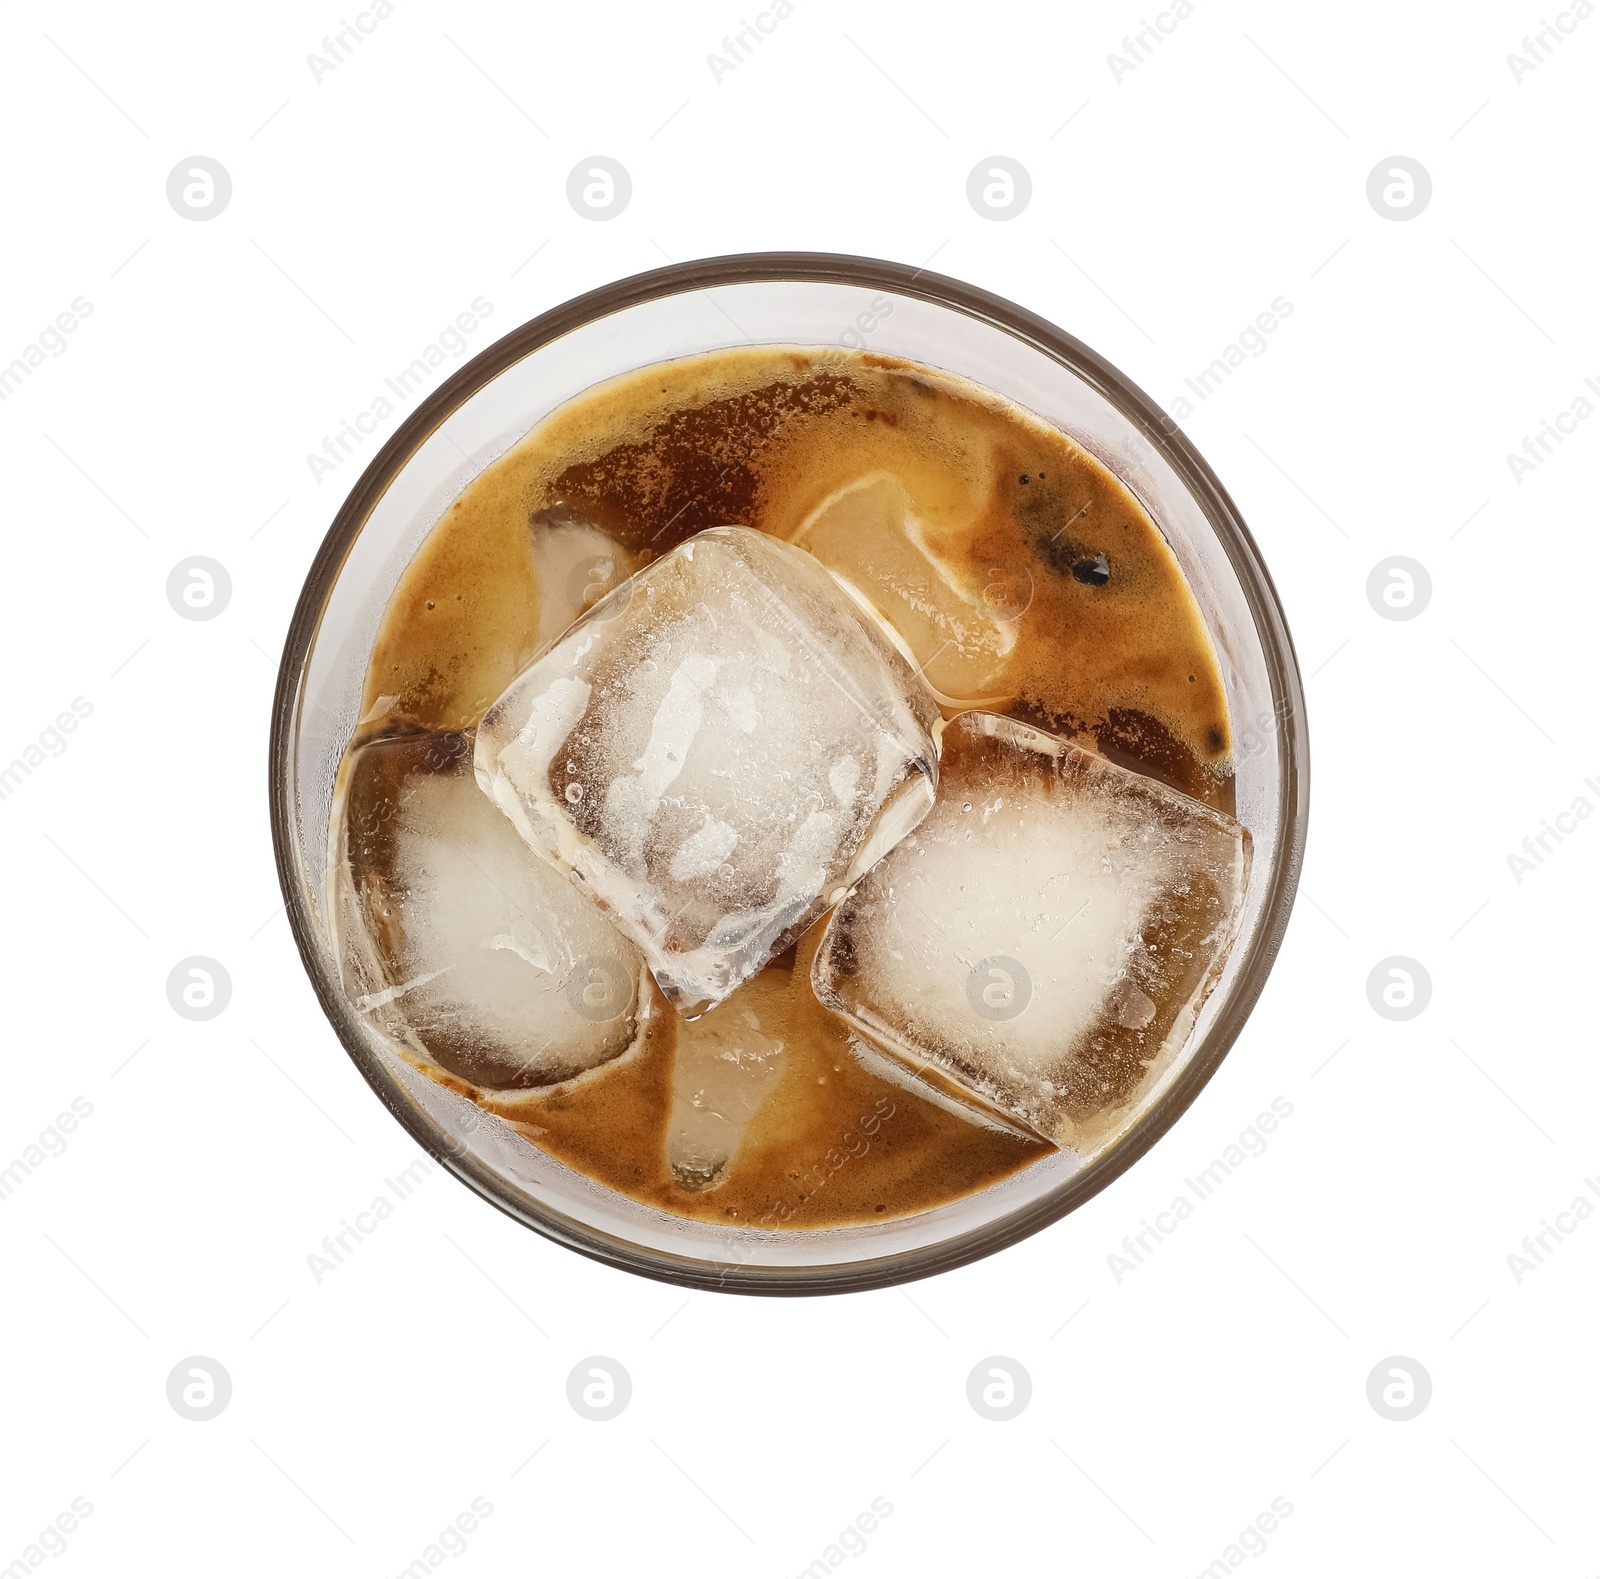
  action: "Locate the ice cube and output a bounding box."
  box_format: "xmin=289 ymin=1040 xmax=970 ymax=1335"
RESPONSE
xmin=811 ymin=711 xmax=1250 ymax=1149
xmin=332 ymin=730 xmax=651 ymax=1099
xmin=529 ymin=507 xmax=648 ymax=656
xmin=666 ymin=966 xmax=788 ymax=1191
xmin=475 ymin=525 xmax=942 ymax=1013
xmin=791 ymin=472 xmax=1018 ymax=706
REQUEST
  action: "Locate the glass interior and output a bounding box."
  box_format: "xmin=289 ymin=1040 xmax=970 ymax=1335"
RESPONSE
xmin=271 ymin=257 xmax=1307 ymax=1293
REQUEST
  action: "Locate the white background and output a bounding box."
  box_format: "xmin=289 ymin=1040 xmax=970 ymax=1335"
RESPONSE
xmin=2 ymin=0 xmax=1595 ymax=1574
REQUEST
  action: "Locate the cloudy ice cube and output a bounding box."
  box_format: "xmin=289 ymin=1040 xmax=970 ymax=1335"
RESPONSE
xmin=791 ymin=472 xmax=1018 ymax=706
xmin=332 ymin=730 xmax=650 ymax=1100
xmin=475 ymin=525 xmax=942 ymax=1012
xmin=529 ymin=507 xmax=647 ymax=656
xmin=667 ymin=966 xmax=789 ymax=1191
xmin=811 ymin=711 xmax=1249 ymax=1149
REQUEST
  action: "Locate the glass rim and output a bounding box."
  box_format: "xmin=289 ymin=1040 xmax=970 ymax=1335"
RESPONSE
xmin=269 ymin=250 xmax=1310 ymax=1296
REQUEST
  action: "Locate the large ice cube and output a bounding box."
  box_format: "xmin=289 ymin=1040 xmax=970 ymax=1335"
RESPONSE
xmin=811 ymin=712 xmax=1249 ymax=1149
xmin=332 ymin=730 xmax=651 ymax=1100
xmin=666 ymin=965 xmax=789 ymax=1191
xmin=475 ymin=525 xmax=942 ymax=1012
xmin=791 ymin=472 xmax=1018 ymax=706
